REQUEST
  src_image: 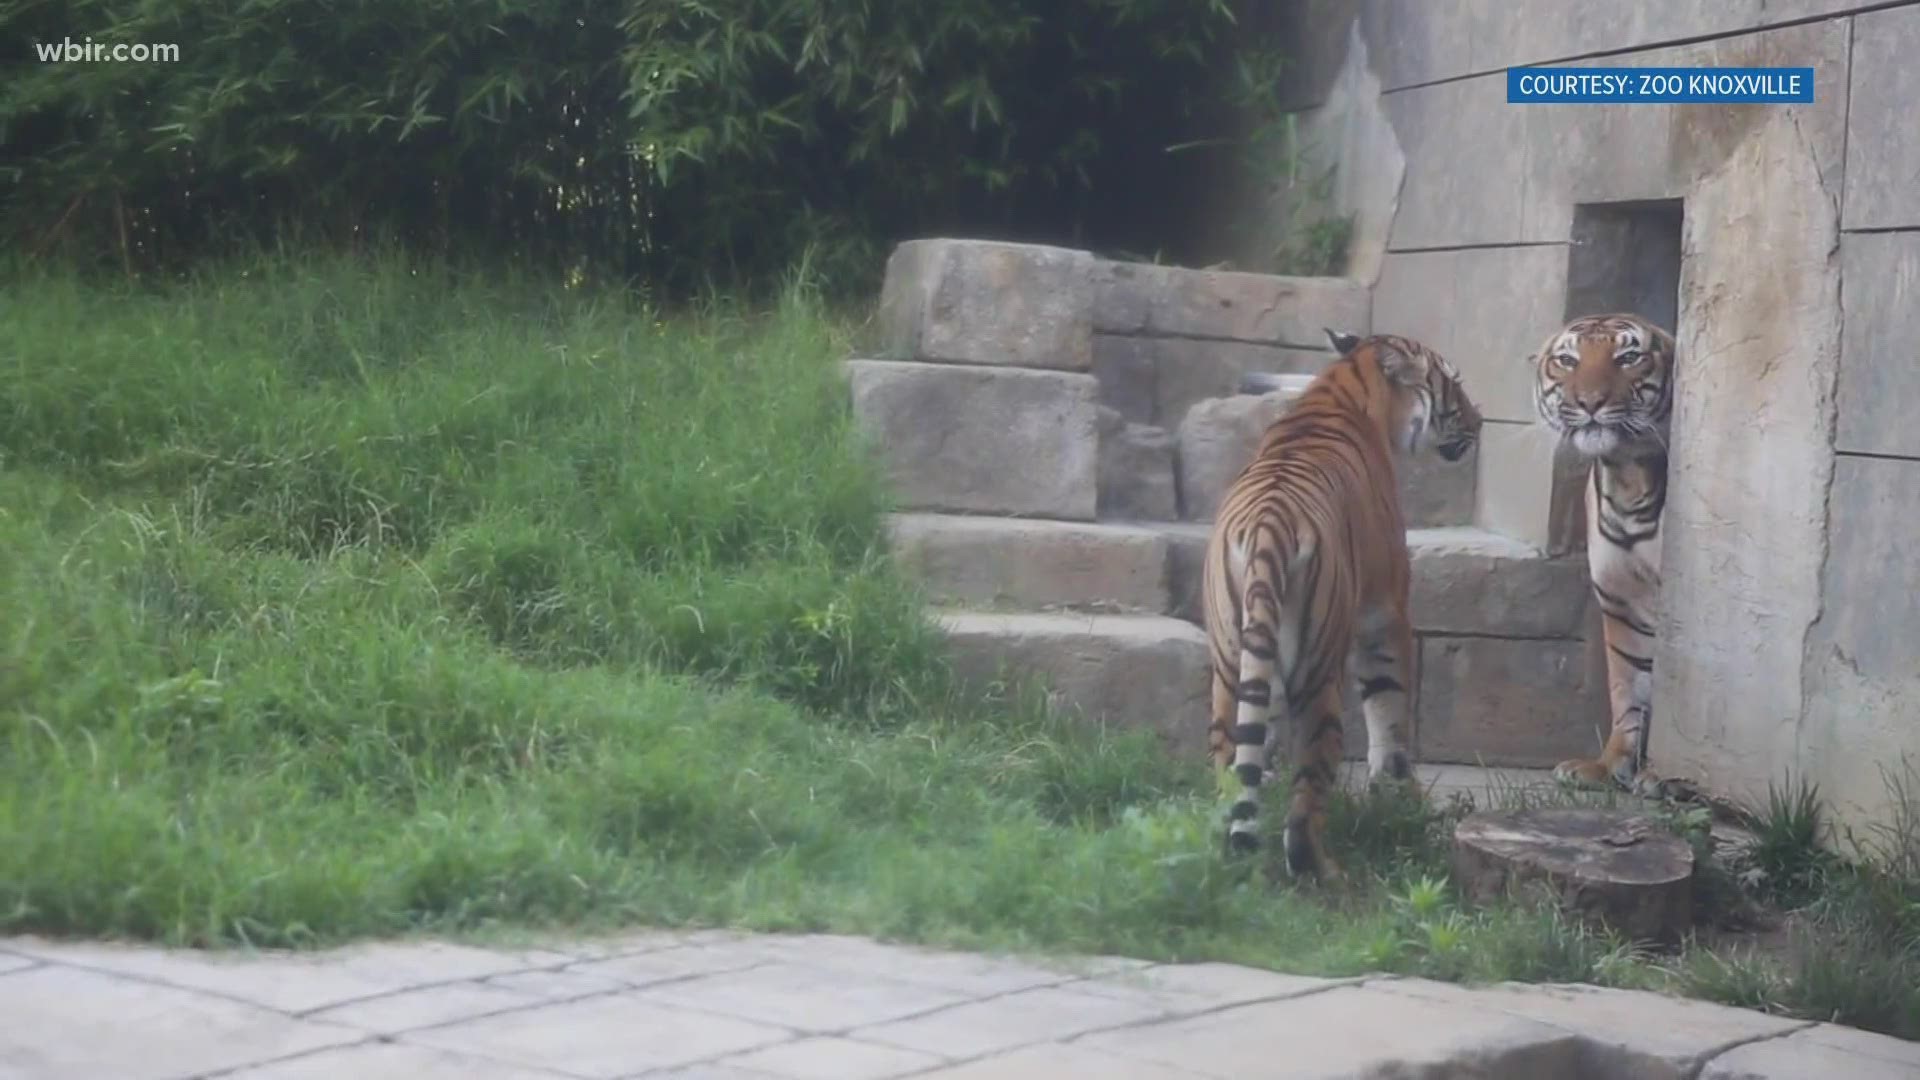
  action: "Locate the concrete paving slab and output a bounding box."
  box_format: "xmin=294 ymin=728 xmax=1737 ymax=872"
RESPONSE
xmin=0 ymin=964 xmax=362 ymax=1080
xmin=719 ymin=1035 xmax=946 ymax=1080
xmin=635 ymin=960 xmax=970 ymax=1033
xmin=402 ymin=994 xmax=791 ymax=1079
xmin=857 ymin=983 xmax=1170 ymax=1059
xmin=222 ymin=1041 xmax=575 ymax=1080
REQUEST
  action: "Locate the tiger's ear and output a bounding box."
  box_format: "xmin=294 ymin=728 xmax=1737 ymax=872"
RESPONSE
xmin=1377 ymin=341 xmax=1431 ymax=386
xmin=1324 ymin=328 xmax=1362 ymax=355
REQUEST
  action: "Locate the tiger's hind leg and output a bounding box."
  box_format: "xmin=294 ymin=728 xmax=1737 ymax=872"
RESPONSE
xmin=1351 ymin=608 xmax=1416 ymax=787
xmin=1207 ymin=659 xmax=1239 ymax=773
xmin=1282 ymin=682 xmax=1347 ymax=881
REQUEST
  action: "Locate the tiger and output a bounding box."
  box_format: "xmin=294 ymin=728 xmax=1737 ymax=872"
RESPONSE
xmin=1530 ymin=312 xmax=1676 ymax=797
xmin=1203 ymin=329 xmax=1483 ymax=878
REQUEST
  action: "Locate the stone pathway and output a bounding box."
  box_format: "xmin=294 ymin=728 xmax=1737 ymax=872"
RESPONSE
xmin=4 ymin=929 xmax=1915 ymax=1079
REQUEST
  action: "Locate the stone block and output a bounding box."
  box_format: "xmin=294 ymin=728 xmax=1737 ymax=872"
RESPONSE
xmin=1418 ymin=635 xmax=1604 ymax=766
xmin=1846 ymin=7 xmax=1920 ymax=229
xmin=1090 ymin=334 xmax=1156 ymax=422
xmin=1091 ymin=260 xmax=1369 ymax=346
xmin=1154 ymin=339 xmax=1330 ymax=429
xmin=1093 ymin=333 xmax=1330 ymax=428
xmin=1096 ymin=409 xmax=1178 ymax=522
xmin=1397 ymin=437 xmax=1476 ymax=528
xmin=1174 ymin=392 xmax=1290 ymax=521
xmin=1372 ymin=247 xmax=1569 ymax=425
xmin=877 ymin=239 xmax=1094 ymax=370
xmin=1174 ymin=386 xmax=1473 ymax=528
xmin=936 ymin=611 xmax=1210 ymax=755
xmin=887 ymin=513 xmax=1171 ymax=612
xmin=1409 ymin=528 xmax=1587 ymax=638
xmin=1156 ymin=522 xmax=1213 ymax=625
xmin=845 ymin=360 xmax=1098 ymax=519
xmin=1473 ymin=421 xmax=1562 ymax=552
xmin=1836 ymin=232 xmax=1920 ymax=458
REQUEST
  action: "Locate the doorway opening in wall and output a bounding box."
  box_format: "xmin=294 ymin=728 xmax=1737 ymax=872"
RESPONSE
xmin=1549 ymin=198 xmax=1685 ymax=557
xmin=1554 ymin=198 xmax=1684 ymax=764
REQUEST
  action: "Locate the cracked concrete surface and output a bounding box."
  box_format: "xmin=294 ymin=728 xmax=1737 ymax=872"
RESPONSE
xmin=2 ymin=930 xmax=1914 ymax=1079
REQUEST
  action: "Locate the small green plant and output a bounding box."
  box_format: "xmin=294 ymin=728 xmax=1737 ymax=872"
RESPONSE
xmin=1737 ymin=775 xmax=1837 ymax=905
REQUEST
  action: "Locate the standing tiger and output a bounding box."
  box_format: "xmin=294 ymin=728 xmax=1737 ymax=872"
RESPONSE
xmin=1530 ymin=313 xmax=1675 ymax=796
xmin=1204 ymin=330 xmax=1483 ymax=877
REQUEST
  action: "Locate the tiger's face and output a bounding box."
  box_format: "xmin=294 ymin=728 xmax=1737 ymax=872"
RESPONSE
xmin=1329 ymin=329 xmax=1483 ymax=463
xmin=1532 ymin=314 xmax=1674 ymax=459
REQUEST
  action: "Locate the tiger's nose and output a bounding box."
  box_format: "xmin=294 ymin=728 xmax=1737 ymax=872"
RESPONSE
xmin=1574 ymin=391 xmax=1606 ymax=415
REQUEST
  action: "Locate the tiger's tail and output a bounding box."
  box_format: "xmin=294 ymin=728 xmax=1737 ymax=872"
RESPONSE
xmin=1224 ymin=534 xmax=1287 ymax=856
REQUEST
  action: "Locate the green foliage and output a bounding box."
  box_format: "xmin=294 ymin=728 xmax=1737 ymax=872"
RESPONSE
xmin=1738 ymin=774 xmax=1839 ymax=905
xmin=1 ymin=0 xmax=1276 ymax=291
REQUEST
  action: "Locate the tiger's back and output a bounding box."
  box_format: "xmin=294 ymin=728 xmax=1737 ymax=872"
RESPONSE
xmin=1202 ymin=330 xmax=1481 ymax=877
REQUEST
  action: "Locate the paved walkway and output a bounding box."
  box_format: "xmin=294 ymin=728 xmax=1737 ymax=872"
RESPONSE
xmin=3 ymin=929 xmax=1915 ymax=1079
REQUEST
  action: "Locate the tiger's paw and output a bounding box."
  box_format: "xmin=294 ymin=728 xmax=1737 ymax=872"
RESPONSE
xmin=1552 ymin=757 xmax=1617 ymax=788
xmin=1282 ymin=824 xmax=1341 ymax=883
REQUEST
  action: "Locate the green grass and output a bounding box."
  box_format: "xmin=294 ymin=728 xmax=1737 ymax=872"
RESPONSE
xmin=2 ymin=252 xmax=1916 ymax=1041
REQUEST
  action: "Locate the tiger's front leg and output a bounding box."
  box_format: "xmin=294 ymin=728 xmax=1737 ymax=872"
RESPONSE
xmin=1556 ymin=582 xmax=1656 ymax=792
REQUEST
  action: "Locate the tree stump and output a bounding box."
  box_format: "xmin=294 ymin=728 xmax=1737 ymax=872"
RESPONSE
xmin=1452 ymin=807 xmax=1694 ymax=945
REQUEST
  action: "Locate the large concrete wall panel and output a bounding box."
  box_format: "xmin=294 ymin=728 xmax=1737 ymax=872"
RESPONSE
xmin=1655 ymin=109 xmax=1843 ymax=807
xmin=1380 ymin=20 xmax=1850 ymax=250
xmin=1373 ymin=246 xmax=1570 ymax=423
xmin=1357 ymin=0 xmax=1867 ymax=92
xmin=1800 ymin=456 xmax=1920 ymax=835
xmin=1836 ymin=233 xmax=1920 ymax=458
xmin=1843 ymin=6 xmax=1920 ymax=230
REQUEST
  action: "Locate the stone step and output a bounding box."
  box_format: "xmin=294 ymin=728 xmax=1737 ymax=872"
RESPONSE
xmin=1175 ymin=387 xmax=1476 ymax=528
xmin=893 ymin=514 xmax=1587 ymax=639
xmin=890 ymin=514 xmax=1171 ymax=613
xmin=928 ymin=528 xmax=1602 ymax=770
xmin=936 ymin=610 xmax=1209 ymax=756
xmin=846 ymin=359 xmax=1099 ymax=520
xmin=1161 ymin=525 xmax=1589 ymax=638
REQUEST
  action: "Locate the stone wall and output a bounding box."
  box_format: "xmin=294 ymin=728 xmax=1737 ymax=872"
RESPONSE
xmin=853 ymin=238 xmax=1601 ymax=771
xmin=1287 ymin=2 xmax=1920 ymax=834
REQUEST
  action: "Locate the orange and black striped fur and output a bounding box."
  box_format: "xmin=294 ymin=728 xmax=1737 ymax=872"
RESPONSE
xmin=1203 ymin=330 xmax=1482 ymax=877
xmin=1531 ymin=313 xmax=1676 ymax=796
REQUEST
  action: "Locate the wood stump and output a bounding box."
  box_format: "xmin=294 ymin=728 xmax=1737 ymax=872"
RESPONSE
xmin=1452 ymin=807 xmax=1694 ymax=945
